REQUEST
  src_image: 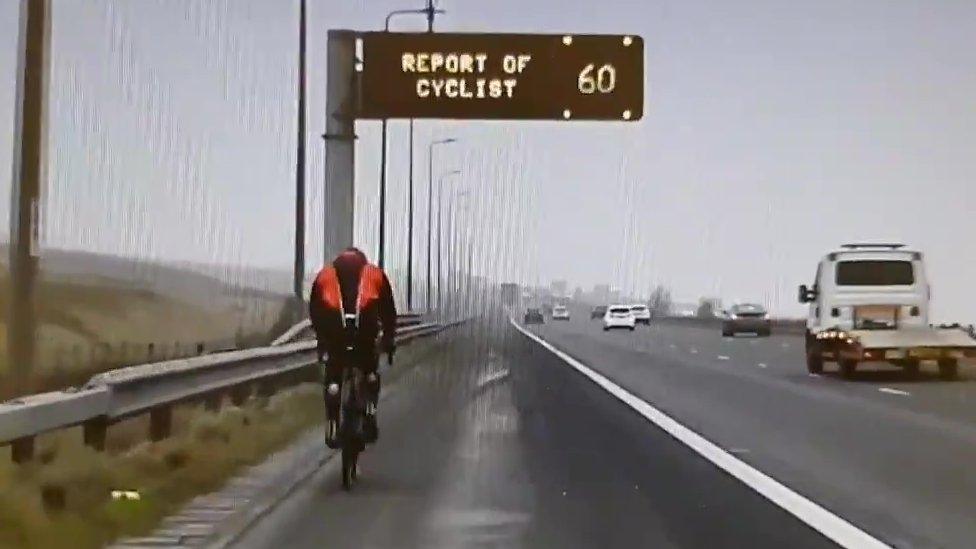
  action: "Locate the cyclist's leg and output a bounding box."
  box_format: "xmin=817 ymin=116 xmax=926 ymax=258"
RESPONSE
xmin=323 ymin=354 xmax=343 ymax=449
xmin=361 ymin=347 xmax=380 ymax=443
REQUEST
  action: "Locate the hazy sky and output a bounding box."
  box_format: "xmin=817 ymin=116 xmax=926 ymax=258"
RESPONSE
xmin=1 ymin=0 xmax=975 ymax=319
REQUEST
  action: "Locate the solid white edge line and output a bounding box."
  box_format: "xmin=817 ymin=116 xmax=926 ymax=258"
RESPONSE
xmin=878 ymin=388 xmax=910 ymax=396
xmin=510 ymin=319 xmax=891 ymax=549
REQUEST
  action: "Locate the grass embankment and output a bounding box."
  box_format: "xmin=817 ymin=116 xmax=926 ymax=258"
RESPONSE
xmin=0 ymin=269 xmax=288 ymax=400
xmin=0 ymin=384 xmax=324 ymax=549
xmin=0 ymin=332 xmax=451 ymax=548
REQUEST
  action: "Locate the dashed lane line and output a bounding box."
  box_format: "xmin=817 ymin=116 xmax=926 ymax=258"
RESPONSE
xmin=511 ymin=319 xmax=891 ymax=549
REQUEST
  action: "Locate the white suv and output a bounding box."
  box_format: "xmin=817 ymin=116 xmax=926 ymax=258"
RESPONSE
xmin=630 ymin=304 xmax=651 ymax=324
xmin=603 ymin=305 xmax=637 ymax=331
xmin=552 ymin=305 xmax=571 ymax=321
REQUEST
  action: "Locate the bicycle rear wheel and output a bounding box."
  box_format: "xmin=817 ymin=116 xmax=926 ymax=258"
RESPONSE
xmin=341 ymin=444 xmax=358 ymax=490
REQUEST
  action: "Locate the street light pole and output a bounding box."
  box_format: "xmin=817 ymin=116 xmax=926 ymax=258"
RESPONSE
xmin=429 ymin=169 xmax=458 ymax=311
xmin=292 ymin=0 xmax=307 ymax=300
xmin=378 ymin=119 xmax=387 ymax=268
xmin=426 ymin=138 xmax=456 ymax=310
xmin=381 ymin=5 xmax=444 ymax=287
xmin=406 ymin=119 xmax=414 ymax=310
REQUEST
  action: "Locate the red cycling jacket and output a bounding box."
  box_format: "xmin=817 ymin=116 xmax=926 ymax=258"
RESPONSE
xmin=309 ymin=249 xmax=397 ymax=356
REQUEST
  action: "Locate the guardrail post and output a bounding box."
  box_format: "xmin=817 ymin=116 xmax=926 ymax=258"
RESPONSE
xmin=204 ymin=392 xmax=222 ymax=412
xmin=11 ymin=436 xmax=34 ymax=463
xmin=83 ymin=417 xmax=108 ymax=451
xmin=196 ymin=342 xmax=205 ymax=355
xmin=150 ymin=407 xmax=172 ymax=441
xmin=230 ymin=384 xmax=250 ymax=406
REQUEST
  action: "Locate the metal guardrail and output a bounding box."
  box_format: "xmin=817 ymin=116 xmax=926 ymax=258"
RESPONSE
xmin=0 ymin=318 xmax=445 ymax=463
xmin=270 ymin=312 xmax=425 ymax=346
xmin=657 ymin=316 xmax=807 ymax=335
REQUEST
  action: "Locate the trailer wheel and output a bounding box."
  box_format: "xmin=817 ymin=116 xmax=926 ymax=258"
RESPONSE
xmin=839 ymin=359 xmax=858 ymax=379
xmin=938 ymin=359 xmax=959 ymax=381
xmin=805 ymin=344 xmax=824 ymax=374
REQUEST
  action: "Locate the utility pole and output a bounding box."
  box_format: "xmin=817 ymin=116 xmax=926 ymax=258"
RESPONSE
xmin=8 ymin=0 xmax=51 ymax=381
xmin=292 ymin=0 xmax=307 ymax=300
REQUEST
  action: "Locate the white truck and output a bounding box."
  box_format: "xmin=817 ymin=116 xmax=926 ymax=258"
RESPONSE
xmin=798 ymin=243 xmax=976 ymax=379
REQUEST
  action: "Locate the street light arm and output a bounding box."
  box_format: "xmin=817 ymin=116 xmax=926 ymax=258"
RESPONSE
xmin=385 ymin=8 xmax=445 ymax=31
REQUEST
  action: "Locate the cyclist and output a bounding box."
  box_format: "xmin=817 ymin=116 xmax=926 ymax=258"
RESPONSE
xmin=310 ymin=247 xmax=396 ymax=449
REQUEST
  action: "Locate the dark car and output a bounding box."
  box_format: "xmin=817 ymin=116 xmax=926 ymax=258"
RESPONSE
xmin=722 ymin=303 xmax=771 ymax=337
xmin=524 ymin=308 xmax=545 ymax=325
xmin=591 ymin=305 xmax=608 ymax=320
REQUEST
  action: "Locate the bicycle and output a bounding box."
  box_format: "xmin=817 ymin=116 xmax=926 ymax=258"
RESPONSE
xmin=338 ymin=361 xmax=365 ymax=491
xmin=334 ymin=326 xmax=395 ymax=491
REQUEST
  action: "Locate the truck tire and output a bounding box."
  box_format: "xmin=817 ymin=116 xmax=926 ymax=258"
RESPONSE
xmin=805 ymin=344 xmax=824 ymax=374
xmin=839 ymin=359 xmax=858 ymax=379
xmin=722 ymin=326 xmax=733 ymax=337
xmin=902 ymin=359 xmax=921 ymax=378
xmin=938 ymin=358 xmax=959 ymax=381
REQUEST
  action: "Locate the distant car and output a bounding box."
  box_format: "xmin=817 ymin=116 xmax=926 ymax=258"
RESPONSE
xmin=630 ymin=304 xmax=651 ymax=324
xmin=603 ymin=305 xmax=636 ymax=331
xmin=552 ymin=305 xmax=570 ymax=321
xmin=591 ymin=305 xmax=608 ymax=319
xmin=524 ymin=308 xmax=545 ymax=325
xmin=722 ymin=303 xmax=771 ymax=337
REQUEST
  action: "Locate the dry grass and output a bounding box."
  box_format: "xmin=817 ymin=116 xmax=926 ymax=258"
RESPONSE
xmin=0 ymin=268 xmax=290 ymax=400
xmin=0 ymin=385 xmax=323 ymax=549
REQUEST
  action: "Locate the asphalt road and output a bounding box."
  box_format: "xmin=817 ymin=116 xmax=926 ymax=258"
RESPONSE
xmin=231 ymin=316 xmax=836 ymax=549
xmin=528 ymin=314 xmax=976 ymax=549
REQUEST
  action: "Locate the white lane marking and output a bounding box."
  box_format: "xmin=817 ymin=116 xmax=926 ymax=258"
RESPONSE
xmin=511 ymin=319 xmax=891 ymax=549
xmin=689 ymin=348 xmax=699 ymax=354
xmin=808 ymin=373 xmax=821 ymax=378
xmin=758 ymin=363 xmax=768 ymax=369
xmin=669 ymin=344 xmax=676 ymax=349
xmin=781 ymin=343 xmax=790 ymax=349
xmin=878 ymin=388 xmax=910 ymax=397
xmin=717 ymin=355 xmax=731 ymax=361
xmin=477 ymin=369 xmax=511 ymax=388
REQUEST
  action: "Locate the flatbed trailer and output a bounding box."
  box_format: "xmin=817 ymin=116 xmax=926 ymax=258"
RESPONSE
xmin=811 ymin=326 xmax=976 ymax=379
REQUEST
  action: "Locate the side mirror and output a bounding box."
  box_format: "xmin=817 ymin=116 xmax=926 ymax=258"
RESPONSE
xmin=798 ymin=285 xmax=816 ymax=304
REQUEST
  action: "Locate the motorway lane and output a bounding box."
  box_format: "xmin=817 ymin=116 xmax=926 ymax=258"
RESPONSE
xmin=232 ymin=317 xmax=833 ymax=548
xmin=533 ymin=315 xmax=976 ymax=549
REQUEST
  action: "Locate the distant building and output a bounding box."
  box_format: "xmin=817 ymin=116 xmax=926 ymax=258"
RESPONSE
xmin=550 ymin=279 xmax=568 ymax=298
xmin=592 ymin=284 xmax=610 ymax=304
xmin=501 ymin=283 xmax=519 ymax=306
xmin=572 ymin=286 xmax=584 ymax=302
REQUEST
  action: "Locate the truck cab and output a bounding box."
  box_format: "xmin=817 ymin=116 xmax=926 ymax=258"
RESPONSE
xmin=800 ymin=244 xmax=929 ymax=333
xmin=798 ymin=244 xmax=974 ymax=379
